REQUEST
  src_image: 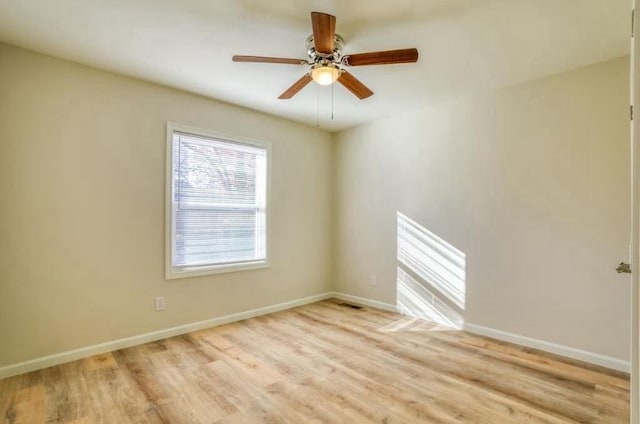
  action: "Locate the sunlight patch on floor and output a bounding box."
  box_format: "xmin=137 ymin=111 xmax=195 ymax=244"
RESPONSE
xmin=378 ymin=315 xmax=456 ymax=332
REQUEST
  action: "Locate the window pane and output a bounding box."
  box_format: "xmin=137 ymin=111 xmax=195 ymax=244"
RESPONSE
xmin=171 ymin=130 xmax=267 ymax=271
xmin=174 ymin=208 xmax=263 ymax=266
xmin=174 ymin=134 xmax=260 ymax=206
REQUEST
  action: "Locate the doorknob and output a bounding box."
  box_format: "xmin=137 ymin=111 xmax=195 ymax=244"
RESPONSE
xmin=616 ymin=262 xmax=631 ymax=273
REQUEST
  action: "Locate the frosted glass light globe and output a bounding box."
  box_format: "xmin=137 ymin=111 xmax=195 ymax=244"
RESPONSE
xmin=311 ymin=65 xmax=340 ymax=86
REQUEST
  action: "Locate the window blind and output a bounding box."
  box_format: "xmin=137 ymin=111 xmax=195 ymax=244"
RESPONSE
xmin=171 ymin=131 xmax=267 ymax=270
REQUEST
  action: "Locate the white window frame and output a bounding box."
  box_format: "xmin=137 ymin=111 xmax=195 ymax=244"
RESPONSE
xmin=165 ymin=122 xmax=271 ymax=280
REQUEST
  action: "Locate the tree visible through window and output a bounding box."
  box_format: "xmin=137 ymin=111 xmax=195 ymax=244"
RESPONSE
xmin=167 ymin=128 xmax=268 ymax=278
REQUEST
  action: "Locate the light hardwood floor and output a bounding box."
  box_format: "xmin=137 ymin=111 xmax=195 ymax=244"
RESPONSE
xmin=0 ymin=299 xmax=630 ymax=423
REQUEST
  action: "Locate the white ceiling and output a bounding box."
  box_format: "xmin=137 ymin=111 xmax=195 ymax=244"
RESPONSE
xmin=0 ymin=0 xmax=630 ymax=131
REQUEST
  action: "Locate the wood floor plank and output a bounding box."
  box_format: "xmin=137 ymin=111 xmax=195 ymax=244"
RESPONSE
xmin=0 ymin=299 xmax=630 ymax=423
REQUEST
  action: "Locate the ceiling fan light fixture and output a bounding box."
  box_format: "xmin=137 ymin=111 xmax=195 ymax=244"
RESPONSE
xmin=311 ymin=64 xmax=340 ymax=86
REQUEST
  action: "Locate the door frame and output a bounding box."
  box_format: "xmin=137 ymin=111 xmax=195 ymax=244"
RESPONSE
xmin=631 ymin=1 xmax=639 ymax=422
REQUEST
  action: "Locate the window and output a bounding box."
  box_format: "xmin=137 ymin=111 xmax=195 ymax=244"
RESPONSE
xmin=166 ymin=123 xmax=269 ymax=279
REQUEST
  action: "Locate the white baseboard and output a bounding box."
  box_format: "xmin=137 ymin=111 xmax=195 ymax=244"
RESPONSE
xmin=0 ymin=292 xmax=333 ymax=379
xmin=330 ymin=291 xmax=398 ymax=312
xmin=464 ymin=322 xmax=630 ymax=373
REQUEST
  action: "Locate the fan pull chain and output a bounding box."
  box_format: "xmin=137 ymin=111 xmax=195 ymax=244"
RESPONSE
xmin=316 ymin=84 xmax=320 ymax=128
xmin=331 ymin=82 xmax=334 ymax=120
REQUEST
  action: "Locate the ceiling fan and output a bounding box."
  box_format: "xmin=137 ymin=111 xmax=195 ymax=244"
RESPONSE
xmin=232 ymin=12 xmax=419 ymax=100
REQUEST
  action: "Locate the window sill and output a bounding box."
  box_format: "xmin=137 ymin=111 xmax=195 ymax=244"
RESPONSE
xmin=166 ymin=261 xmax=270 ymax=280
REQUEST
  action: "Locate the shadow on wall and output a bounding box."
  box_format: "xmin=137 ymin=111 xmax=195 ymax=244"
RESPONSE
xmin=396 ymin=212 xmax=466 ymax=329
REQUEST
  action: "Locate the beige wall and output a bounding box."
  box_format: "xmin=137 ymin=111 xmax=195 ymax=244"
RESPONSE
xmin=0 ymin=43 xmax=333 ymax=367
xmin=333 ymin=56 xmax=631 ymax=360
xmin=0 ymin=41 xmax=631 ymax=367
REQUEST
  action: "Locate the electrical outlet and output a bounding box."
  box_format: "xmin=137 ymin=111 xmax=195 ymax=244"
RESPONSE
xmin=155 ymin=296 xmax=166 ymax=311
xmin=371 ymin=275 xmax=377 ymax=286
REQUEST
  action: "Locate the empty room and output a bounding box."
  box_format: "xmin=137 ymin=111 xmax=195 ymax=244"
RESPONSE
xmin=0 ymin=0 xmax=638 ymax=423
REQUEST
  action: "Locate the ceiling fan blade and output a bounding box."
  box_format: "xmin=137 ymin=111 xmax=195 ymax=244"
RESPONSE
xmin=278 ymin=74 xmax=313 ymax=99
xmin=233 ymin=55 xmax=307 ymax=65
xmin=344 ymin=48 xmax=419 ymax=66
xmin=337 ymin=71 xmax=374 ymax=100
xmin=311 ymin=12 xmax=336 ymax=54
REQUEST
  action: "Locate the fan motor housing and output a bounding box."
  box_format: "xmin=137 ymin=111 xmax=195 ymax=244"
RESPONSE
xmin=305 ymin=34 xmax=345 ymax=63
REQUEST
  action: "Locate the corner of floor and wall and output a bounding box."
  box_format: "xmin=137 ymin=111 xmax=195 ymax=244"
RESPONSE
xmin=0 ymin=41 xmax=632 ymax=378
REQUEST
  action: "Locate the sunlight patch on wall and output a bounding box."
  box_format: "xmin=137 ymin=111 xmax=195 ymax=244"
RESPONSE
xmin=397 ymin=267 xmax=464 ymax=329
xmin=397 ymin=212 xmax=466 ymax=309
